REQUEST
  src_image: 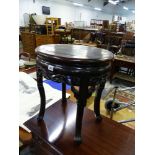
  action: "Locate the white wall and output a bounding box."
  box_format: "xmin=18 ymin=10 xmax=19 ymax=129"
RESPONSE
xmin=126 ymin=14 xmax=135 ymax=22
xmin=19 ymin=0 xmax=113 ymax=26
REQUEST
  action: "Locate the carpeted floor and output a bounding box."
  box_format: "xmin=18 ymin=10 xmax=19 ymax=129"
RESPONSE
xmin=88 ymin=78 xmax=135 ymax=129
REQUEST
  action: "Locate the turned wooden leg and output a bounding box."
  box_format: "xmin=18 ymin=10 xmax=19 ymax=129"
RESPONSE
xmin=62 ymin=82 xmax=67 ymax=103
xmin=94 ymin=81 xmax=106 ymax=121
xmin=74 ymin=78 xmax=88 ymax=144
xmin=37 ymin=68 xmax=46 ymax=121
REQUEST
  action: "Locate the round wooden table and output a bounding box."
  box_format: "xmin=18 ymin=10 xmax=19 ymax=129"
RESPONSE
xmin=35 ymin=44 xmax=113 ymax=143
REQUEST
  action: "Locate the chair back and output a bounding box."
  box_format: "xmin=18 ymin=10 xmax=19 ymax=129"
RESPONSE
xmin=121 ymin=39 xmax=135 ymax=56
xmin=19 ymin=52 xmax=31 ymax=61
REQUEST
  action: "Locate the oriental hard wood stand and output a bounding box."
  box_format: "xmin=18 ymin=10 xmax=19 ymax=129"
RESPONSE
xmin=24 ymin=44 xmax=134 ymax=155
xmin=35 ymin=44 xmax=113 ymax=144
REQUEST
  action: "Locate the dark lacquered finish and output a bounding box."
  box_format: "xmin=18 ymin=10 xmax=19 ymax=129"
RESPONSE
xmin=35 ymin=44 xmax=113 ymax=63
xmin=35 ymin=44 xmax=113 ymax=143
xmin=24 ymin=100 xmax=135 ymax=155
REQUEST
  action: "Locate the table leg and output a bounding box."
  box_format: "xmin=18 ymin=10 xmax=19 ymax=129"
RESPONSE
xmin=110 ymin=61 xmax=115 ymax=83
xmin=37 ymin=68 xmax=46 ymax=121
xmin=94 ymin=81 xmax=106 ymax=121
xmin=74 ymin=78 xmax=88 ymax=144
xmin=62 ymin=82 xmax=67 ymax=103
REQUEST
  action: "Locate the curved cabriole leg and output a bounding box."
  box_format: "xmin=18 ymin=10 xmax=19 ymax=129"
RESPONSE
xmin=74 ymin=78 xmax=88 ymax=144
xmin=94 ymin=81 xmax=106 ymax=121
xmin=62 ymin=82 xmax=67 ymax=104
xmin=37 ymin=67 xmax=46 ymax=121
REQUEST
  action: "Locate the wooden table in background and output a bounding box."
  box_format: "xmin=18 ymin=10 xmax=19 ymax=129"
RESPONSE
xmin=110 ymin=55 xmax=135 ymax=83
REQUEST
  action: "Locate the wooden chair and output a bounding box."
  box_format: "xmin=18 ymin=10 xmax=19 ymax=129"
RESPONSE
xmin=108 ymin=35 xmax=122 ymax=54
xmin=117 ymin=38 xmax=135 ymax=77
xmin=19 ymin=52 xmax=31 ymax=61
xmin=96 ymin=32 xmax=109 ymax=49
xmin=120 ymin=38 xmax=135 ymax=56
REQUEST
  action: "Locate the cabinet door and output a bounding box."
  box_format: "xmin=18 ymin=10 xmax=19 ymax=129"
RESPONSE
xmin=21 ymin=32 xmax=36 ymax=58
xmin=35 ymin=35 xmax=47 ymax=47
xmin=36 ymin=35 xmax=60 ymax=46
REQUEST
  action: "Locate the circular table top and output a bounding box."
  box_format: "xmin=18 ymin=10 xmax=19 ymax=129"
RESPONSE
xmin=35 ymin=44 xmax=113 ymax=64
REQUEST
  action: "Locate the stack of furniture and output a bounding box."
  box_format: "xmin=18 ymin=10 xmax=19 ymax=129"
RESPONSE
xmin=21 ymin=32 xmax=60 ymax=58
xmin=35 ymin=34 xmax=60 ymax=47
xmin=72 ymin=27 xmax=98 ymax=42
xmin=21 ymin=32 xmax=36 ymax=58
xmin=110 ymin=37 xmax=135 ymax=83
xmin=108 ymin=32 xmax=125 ymax=54
xmin=45 ymin=17 xmax=61 ymax=35
xmin=90 ymin=19 xmax=109 ymax=29
xmin=20 ymin=17 xmax=62 ymax=58
xmin=96 ymin=31 xmax=125 ymax=52
xmin=54 ymin=29 xmax=73 ymax=44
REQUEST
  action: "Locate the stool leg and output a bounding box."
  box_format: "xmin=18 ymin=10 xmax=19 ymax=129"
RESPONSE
xmin=94 ymin=81 xmax=106 ymax=121
xmin=74 ymin=78 xmax=88 ymax=144
xmin=62 ymin=82 xmax=67 ymax=103
xmin=37 ymin=68 xmax=46 ymax=121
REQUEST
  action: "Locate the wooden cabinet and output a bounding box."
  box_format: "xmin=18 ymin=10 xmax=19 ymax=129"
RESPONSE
xmin=45 ymin=17 xmax=61 ymax=35
xmin=35 ymin=34 xmax=60 ymax=47
xmin=90 ymin=19 xmax=109 ymax=29
xmin=21 ymin=32 xmax=36 ymax=58
xmin=21 ymin=32 xmax=61 ymax=58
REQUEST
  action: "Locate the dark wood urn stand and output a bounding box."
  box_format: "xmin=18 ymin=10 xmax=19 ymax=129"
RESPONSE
xmin=35 ymin=44 xmax=113 ymax=143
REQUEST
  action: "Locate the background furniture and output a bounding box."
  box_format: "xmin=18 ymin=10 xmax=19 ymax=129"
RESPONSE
xmin=110 ymin=55 xmax=135 ymax=83
xmin=90 ymin=19 xmax=109 ymax=30
xmin=121 ymin=39 xmax=135 ymax=56
xmin=108 ymin=32 xmax=124 ymax=54
xmin=35 ymin=34 xmax=60 ymax=46
xmin=111 ymin=37 xmax=135 ymax=82
xmin=72 ymin=27 xmax=98 ymax=42
xmin=19 ymin=52 xmax=31 ymax=61
xmin=19 ymin=52 xmax=36 ymax=72
xmin=21 ymin=32 xmax=36 ymax=58
xmin=54 ymin=29 xmax=72 ymax=44
xmin=96 ymin=31 xmax=124 ymax=52
xmin=35 ymin=44 xmax=113 ymax=143
xmin=21 ymin=32 xmax=61 ymax=58
xmin=45 ymin=17 xmax=61 ymax=35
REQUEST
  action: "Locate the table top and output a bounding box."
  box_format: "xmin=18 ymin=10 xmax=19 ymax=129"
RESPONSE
xmin=115 ymin=55 xmax=135 ymax=63
xmin=72 ymin=27 xmax=99 ymax=31
xmin=35 ymin=44 xmax=113 ymax=64
xmin=19 ymin=66 xmax=36 ymax=74
xmin=55 ymin=29 xmax=71 ymax=34
xmin=25 ymin=99 xmax=135 ymax=155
